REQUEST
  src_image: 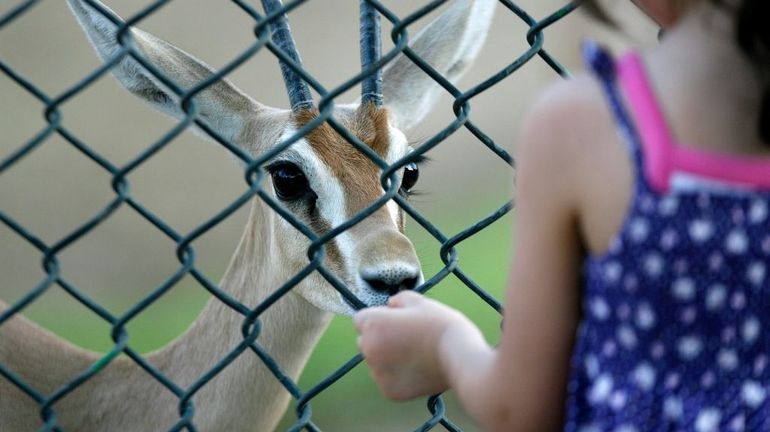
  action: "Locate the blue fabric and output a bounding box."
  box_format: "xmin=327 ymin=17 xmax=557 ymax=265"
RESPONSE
xmin=564 ymin=42 xmax=770 ymax=432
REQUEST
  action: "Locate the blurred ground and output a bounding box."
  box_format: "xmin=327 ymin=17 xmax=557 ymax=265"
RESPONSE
xmin=0 ymin=1 xmax=656 ymax=430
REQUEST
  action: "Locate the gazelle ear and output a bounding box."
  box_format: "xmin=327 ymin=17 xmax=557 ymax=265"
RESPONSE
xmin=382 ymin=0 xmax=496 ymax=131
xmin=66 ymin=0 xmax=264 ymax=145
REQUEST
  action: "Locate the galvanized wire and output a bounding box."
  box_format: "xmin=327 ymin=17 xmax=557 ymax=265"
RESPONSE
xmin=0 ymin=0 xmax=577 ymax=430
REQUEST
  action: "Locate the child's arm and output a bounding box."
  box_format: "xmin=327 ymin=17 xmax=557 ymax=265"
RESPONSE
xmin=354 ymin=81 xmax=586 ymax=432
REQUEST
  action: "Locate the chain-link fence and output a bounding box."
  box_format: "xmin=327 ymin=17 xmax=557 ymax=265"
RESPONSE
xmin=1 ymin=0 xmax=577 ymax=430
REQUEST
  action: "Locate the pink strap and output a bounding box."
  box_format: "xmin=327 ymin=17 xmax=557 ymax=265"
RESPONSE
xmin=617 ymin=52 xmax=770 ymax=192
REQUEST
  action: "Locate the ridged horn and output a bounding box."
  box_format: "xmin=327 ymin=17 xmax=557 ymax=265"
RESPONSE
xmin=261 ymin=0 xmax=314 ymax=110
xmin=359 ymin=0 xmax=383 ymax=106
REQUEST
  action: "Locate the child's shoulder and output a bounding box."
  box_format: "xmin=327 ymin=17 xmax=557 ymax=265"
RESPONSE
xmin=517 ymin=72 xmax=635 ymax=253
xmin=517 ymin=72 xmax=621 ymax=179
xmin=522 ymin=72 xmax=612 ymax=144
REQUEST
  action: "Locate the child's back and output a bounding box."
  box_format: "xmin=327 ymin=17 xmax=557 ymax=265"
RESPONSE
xmin=544 ymin=4 xmax=770 ymax=429
xmin=567 ymin=42 xmax=770 ymax=430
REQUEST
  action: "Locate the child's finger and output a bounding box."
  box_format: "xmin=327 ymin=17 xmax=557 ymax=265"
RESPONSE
xmin=387 ymin=290 xmax=423 ymax=308
xmin=352 ymin=308 xmax=373 ymax=332
xmin=353 ymin=306 xmax=388 ymax=332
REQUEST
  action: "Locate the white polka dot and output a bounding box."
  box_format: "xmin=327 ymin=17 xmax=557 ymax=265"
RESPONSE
xmin=629 ymin=218 xmax=650 ymax=242
xmin=665 ymin=372 xmax=681 ymax=389
xmin=608 ymin=237 xmax=623 ymax=253
xmin=602 ymin=340 xmax=618 ymax=357
xmin=674 ymin=258 xmax=689 ymax=274
xmin=660 ymin=229 xmax=678 ymax=250
xmin=658 ymin=196 xmax=679 ymax=216
xmin=732 ymin=206 xmax=746 ymax=225
xmin=697 ymin=193 xmax=711 ymax=209
xmin=609 ymin=391 xmax=628 ymax=410
xmin=747 ymin=261 xmax=766 ymax=287
xmin=741 ymin=380 xmax=766 ymax=408
xmin=604 ymin=261 xmax=623 ymax=284
xmin=578 ymin=425 xmax=601 ymax=432
xmin=644 ymin=253 xmax=664 ymax=278
xmin=709 ymin=252 xmax=724 ymax=271
xmin=728 ymin=414 xmax=746 ymax=432
xmin=640 ymin=194 xmax=655 ymax=212
xmin=589 ymin=374 xmax=613 ymax=404
xmin=705 ymin=284 xmax=727 ymax=311
xmin=742 ymin=316 xmax=761 ymax=344
xmin=672 ymin=277 xmax=696 ymax=301
xmin=722 ymin=326 xmax=738 ymax=343
xmin=689 ymin=219 xmax=714 ymax=242
xmin=695 ymin=408 xmax=721 ymax=432
xmin=664 ymin=396 xmax=683 ymax=420
xmin=732 ymin=292 xmax=747 ymax=310
xmin=623 ymin=275 xmax=639 ymax=292
xmin=614 ymin=425 xmax=637 ymax=432
xmin=590 ymin=298 xmax=610 ymax=321
xmin=726 ymin=229 xmax=749 ymax=254
xmin=749 ymin=200 xmax=768 ymax=224
xmin=585 ymin=354 xmax=599 ymax=378
xmin=754 ymin=354 xmax=768 ymax=375
xmin=650 ymin=341 xmax=666 ymax=359
xmin=718 ymin=349 xmax=739 ymax=371
xmin=677 ymin=335 xmax=703 ymax=360
xmin=632 ymin=362 xmax=656 ymax=391
xmin=617 ymin=325 xmax=638 ymax=349
xmin=635 ymin=302 xmax=656 ymax=330
xmin=617 ymin=303 xmax=631 ymax=320
xmin=680 ymin=306 xmax=698 ymax=324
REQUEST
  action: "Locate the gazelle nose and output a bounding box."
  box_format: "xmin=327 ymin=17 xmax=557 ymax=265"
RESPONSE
xmin=361 ymin=266 xmax=420 ymax=296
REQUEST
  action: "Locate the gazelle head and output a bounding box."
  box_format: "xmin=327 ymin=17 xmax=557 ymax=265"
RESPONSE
xmin=67 ymin=0 xmax=495 ymax=315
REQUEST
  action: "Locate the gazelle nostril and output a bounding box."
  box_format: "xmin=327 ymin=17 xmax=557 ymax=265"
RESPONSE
xmin=361 ymin=273 xmax=420 ymax=296
xmin=399 ymin=276 xmax=419 ymax=291
xmin=360 ymin=262 xmax=421 ymax=295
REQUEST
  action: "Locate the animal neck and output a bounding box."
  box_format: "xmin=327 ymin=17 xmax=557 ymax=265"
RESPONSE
xmin=151 ymin=203 xmax=331 ymax=431
xmin=148 ymin=199 xmax=333 ymax=430
xmin=0 ymin=199 xmax=332 ymax=432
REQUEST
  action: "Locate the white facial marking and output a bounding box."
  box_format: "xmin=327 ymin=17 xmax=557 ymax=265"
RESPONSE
xmin=359 ymin=262 xmax=420 ymax=280
xmin=385 ymin=124 xmax=410 ymax=225
xmin=386 ymin=201 xmax=400 ymax=225
xmin=274 ymin=127 xmax=348 ymax=228
xmin=271 ymin=127 xmax=359 ymax=313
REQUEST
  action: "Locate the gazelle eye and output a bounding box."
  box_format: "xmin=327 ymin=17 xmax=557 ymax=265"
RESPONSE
xmin=269 ymin=163 xmax=311 ymax=201
xmin=400 ymin=162 xmax=419 ymax=195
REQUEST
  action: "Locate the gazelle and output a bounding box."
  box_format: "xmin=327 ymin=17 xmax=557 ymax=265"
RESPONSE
xmin=0 ymin=0 xmax=496 ymax=430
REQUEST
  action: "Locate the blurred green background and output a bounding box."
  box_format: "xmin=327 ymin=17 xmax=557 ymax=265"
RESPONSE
xmin=0 ymin=1 xmax=655 ymax=430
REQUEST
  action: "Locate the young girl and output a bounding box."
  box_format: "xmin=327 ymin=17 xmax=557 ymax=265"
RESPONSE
xmin=354 ymin=0 xmax=770 ymax=430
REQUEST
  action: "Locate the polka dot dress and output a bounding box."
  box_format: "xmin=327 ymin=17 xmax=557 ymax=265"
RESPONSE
xmin=565 ymin=43 xmax=770 ymax=431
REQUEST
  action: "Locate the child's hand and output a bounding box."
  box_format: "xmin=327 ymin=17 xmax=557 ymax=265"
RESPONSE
xmin=353 ymin=290 xmax=481 ymax=400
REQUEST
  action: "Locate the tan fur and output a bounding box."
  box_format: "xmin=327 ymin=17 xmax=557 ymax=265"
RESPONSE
xmin=306 ymin=213 xmax=346 ymax=273
xmin=295 ymin=104 xmax=401 ymax=222
xmin=293 ymin=105 xmax=392 ymax=215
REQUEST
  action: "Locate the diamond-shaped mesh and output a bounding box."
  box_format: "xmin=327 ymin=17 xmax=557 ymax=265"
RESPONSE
xmin=0 ymin=1 xmax=578 ymax=430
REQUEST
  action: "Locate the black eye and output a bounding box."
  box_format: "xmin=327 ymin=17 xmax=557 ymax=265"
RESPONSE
xmin=400 ymin=162 xmax=419 ymax=195
xmin=269 ymin=163 xmax=311 ymax=201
